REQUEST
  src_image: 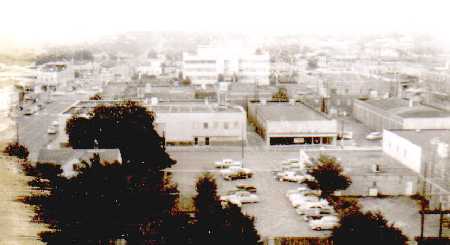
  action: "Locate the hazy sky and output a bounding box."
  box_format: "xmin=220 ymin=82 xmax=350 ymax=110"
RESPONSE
xmin=1 ymin=0 xmax=450 ymax=46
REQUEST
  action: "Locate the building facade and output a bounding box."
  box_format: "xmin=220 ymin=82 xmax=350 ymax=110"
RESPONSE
xmin=182 ymin=46 xmax=270 ymax=86
xmin=353 ymin=98 xmax=450 ymax=131
xmin=248 ymin=101 xmax=337 ymax=146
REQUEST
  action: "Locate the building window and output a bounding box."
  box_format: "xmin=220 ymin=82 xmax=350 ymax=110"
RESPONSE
xmin=213 ymin=122 xmax=219 ymax=129
xmin=234 ymin=121 xmax=239 ymax=128
xmin=203 ymin=122 xmax=208 ymax=129
xmin=224 ymin=122 xmax=229 ymax=130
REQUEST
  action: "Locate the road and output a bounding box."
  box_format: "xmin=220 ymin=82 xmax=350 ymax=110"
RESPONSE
xmin=17 ymin=93 xmax=89 ymax=161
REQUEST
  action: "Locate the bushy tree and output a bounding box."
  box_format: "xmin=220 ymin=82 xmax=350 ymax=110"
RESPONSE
xmin=89 ymin=93 xmax=102 ymax=100
xmin=65 ymin=101 xmax=175 ymax=170
xmin=272 ymin=88 xmax=289 ymax=102
xmin=332 ymin=211 xmax=408 ymax=245
xmin=3 ymin=142 xmax=29 ymax=160
xmin=192 ymin=173 xmax=261 ymax=245
xmin=305 ymin=154 xmax=351 ymax=197
xmin=21 ymin=154 xmax=180 ymax=244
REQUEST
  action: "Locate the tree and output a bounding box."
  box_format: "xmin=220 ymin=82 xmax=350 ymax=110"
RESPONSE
xmin=3 ymin=142 xmax=29 ymax=160
xmin=192 ymin=173 xmax=261 ymax=245
xmin=332 ymin=211 xmax=408 ymax=245
xmin=21 ymin=154 xmax=181 ymax=244
xmin=305 ymin=154 xmax=351 ymax=197
xmin=272 ymin=88 xmax=289 ymax=102
xmin=65 ymin=101 xmax=175 ymax=170
xmin=89 ymin=93 xmax=102 ymax=100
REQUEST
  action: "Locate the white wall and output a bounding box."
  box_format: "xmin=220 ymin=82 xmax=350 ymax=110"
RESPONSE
xmin=403 ymin=117 xmax=450 ymax=130
xmin=154 ymin=110 xmax=247 ymax=142
xmin=266 ymin=119 xmax=337 ymax=135
xmin=382 ymin=129 xmax=423 ymax=173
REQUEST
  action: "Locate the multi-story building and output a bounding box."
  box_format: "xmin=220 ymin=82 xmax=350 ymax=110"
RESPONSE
xmin=36 ymin=62 xmax=74 ymax=92
xmin=182 ymin=46 xmax=270 ymax=86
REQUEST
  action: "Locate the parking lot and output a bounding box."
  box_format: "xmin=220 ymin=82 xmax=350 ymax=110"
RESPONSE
xmin=169 ymin=150 xmax=435 ymax=240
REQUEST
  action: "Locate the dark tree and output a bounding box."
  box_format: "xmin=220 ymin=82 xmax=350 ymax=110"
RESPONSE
xmin=272 ymin=88 xmax=289 ymax=102
xmin=89 ymin=93 xmax=102 ymax=100
xmin=305 ymin=155 xmax=351 ymax=197
xmin=21 ymin=154 xmax=181 ymax=244
xmin=3 ymin=142 xmax=29 ymax=160
xmin=192 ymin=173 xmax=261 ymax=245
xmin=65 ymin=101 xmax=175 ymax=170
xmin=332 ymin=211 xmax=408 ymax=245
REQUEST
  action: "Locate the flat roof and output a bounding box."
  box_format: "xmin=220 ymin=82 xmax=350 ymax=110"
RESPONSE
xmin=362 ymin=98 xmax=450 ymax=118
xmin=256 ymin=102 xmax=330 ymax=121
xmin=62 ymin=100 xmax=243 ymax=115
xmin=388 ymin=129 xmax=450 ymax=148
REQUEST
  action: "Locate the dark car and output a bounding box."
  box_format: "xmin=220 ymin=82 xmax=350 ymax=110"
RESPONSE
xmin=236 ymin=184 xmax=257 ymax=193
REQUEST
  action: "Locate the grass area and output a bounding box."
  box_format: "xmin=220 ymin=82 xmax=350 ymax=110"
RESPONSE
xmin=0 ymin=155 xmax=47 ymax=244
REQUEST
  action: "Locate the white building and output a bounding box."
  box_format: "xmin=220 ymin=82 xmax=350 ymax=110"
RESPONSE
xmin=57 ymin=100 xmax=247 ymax=147
xmin=36 ymin=62 xmax=74 ymax=92
xmin=383 ymin=129 xmax=450 ymax=209
xmin=182 ymin=45 xmax=270 ymax=86
xmin=136 ymin=59 xmax=163 ymax=77
xmin=248 ymin=101 xmax=337 ymax=146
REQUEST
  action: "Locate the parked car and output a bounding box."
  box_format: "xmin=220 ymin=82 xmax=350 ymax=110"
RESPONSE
xmin=214 ymin=159 xmax=242 ymax=168
xmin=51 ymin=120 xmax=59 ymax=126
xmin=338 ymin=131 xmax=353 ymax=140
xmin=296 ymin=202 xmax=333 ymax=215
xmin=303 ymin=209 xmax=337 ymax=221
xmin=235 ymin=183 xmax=257 ymax=193
xmin=366 ymin=131 xmax=382 ymax=140
xmin=47 ymin=125 xmax=57 ymax=134
xmin=280 ymin=171 xmax=315 ymax=183
xmin=291 ymin=196 xmax=328 ymax=209
xmin=308 ymin=215 xmax=339 ymax=231
xmin=220 ymin=191 xmax=259 ymax=206
xmin=287 ymin=187 xmax=321 ymax=198
xmin=23 ymin=106 xmax=37 ymax=115
xmin=221 ymin=167 xmax=253 ymax=180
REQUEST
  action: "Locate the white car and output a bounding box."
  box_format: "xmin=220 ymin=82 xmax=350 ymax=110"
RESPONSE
xmin=220 ymin=166 xmax=253 ymax=180
xmin=214 ymin=159 xmax=242 ymax=168
xmin=303 ymin=209 xmax=337 ymax=221
xmin=47 ymin=125 xmax=57 ymax=134
xmin=220 ymin=191 xmax=260 ymax=206
xmin=291 ymin=196 xmax=328 ymax=209
xmin=287 ymin=188 xmax=321 ymax=198
xmin=296 ymin=202 xmax=333 ymax=215
xmin=366 ymin=131 xmax=382 ymax=140
xmin=280 ymin=172 xmax=315 ymax=183
xmin=51 ymin=120 xmax=59 ymax=127
xmin=309 ymin=215 xmax=339 ymax=231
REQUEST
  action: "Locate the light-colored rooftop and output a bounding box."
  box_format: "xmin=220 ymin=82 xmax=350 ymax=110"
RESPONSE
xmin=256 ymin=102 xmax=330 ymax=121
xmin=363 ymin=98 xmax=450 ymax=118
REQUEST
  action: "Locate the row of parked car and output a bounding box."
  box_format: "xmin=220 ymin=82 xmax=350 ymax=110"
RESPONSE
xmin=214 ymin=159 xmax=254 ymax=181
xmin=213 ymin=159 xmax=259 ymax=207
xmin=275 ymin=158 xmax=339 ymax=231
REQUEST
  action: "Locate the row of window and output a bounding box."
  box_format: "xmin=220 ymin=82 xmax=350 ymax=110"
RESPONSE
xmin=201 ymin=121 xmax=240 ymax=130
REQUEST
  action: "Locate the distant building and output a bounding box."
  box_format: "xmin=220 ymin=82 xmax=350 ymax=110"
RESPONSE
xmin=136 ymin=59 xmax=163 ymax=77
xmin=248 ymin=101 xmax=337 ymax=146
xmin=353 ymin=98 xmax=450 ymax=131
xmin=383 ymin=129 xmax=450 ymax=209
xmin=36 ymin=62 xmax=74 ymax=92
xmin=182 ymin=45 xmax=270 ymax=86
xmin=58 ymin=100 xmax=247 ymax=146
